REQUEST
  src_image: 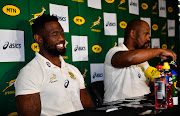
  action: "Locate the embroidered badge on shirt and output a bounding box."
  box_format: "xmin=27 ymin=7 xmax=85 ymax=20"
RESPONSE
xmin=49 ymin=74 xmax=57 ymax=83
xmin=68 ymin=72 xmax=76 ymax=79
xmin=138 ymin=72 xmax=141 ymax=78
xmin=46 ymin=62 xmax=51 ymax=67
xmin=140 ymin=66 xmax=145 ymax=72
xmin=64 ymin=79 xmax=69 ymax=88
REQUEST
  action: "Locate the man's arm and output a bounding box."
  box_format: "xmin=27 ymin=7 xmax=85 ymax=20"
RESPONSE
xmin=112 ymin=48 xmax=177 ymax=68
xmin=80 ymin=89 xmax=94 ymax=109
xmin=16 ymin=93 xmax=41 ymax=116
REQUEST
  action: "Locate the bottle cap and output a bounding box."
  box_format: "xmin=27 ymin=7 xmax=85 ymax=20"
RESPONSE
xmin=171 ymin=70 xmax=177 ymax=76
xmin=156 ymin=65 xmax=163 ymax=70
xmin=163 ymin=62 xmax=170 ymax=69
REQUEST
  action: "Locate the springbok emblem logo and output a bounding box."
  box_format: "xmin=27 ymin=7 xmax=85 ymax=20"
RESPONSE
xmin=152 ymin=2 xmax=157 ymax=11
xmin=118 ymin=0 xmax=125 ymax=7
xmin=90 ymin=16 xmax=101 ymax=29
xmin=29 ymin=6 xmax=46 ymax=25
xmin=82 ymin=68 xmax=88 ymax=78
xmin=161 ymin=23 xmax=167 ymax=34
xmin=3 ymin=79 xmax=16 ymax=92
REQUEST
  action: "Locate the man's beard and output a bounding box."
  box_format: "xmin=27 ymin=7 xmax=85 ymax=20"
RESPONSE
xmin=43 ymin=41 xmax=66 ymax=56
xmin=142 ymin=41 xmax=150 ymax=49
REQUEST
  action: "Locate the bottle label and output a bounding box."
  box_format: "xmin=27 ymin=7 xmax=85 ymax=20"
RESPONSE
xmin=157 ymin=91 xmax=163 ymax=99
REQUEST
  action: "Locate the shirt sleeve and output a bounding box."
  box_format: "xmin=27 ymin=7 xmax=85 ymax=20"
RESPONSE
xmin=15 ymin=66 xmax=43 ymax=96
xmin=138 ymin=61 xmax=150 ymax=71
xmin=104 ymin=46 xmax=127 ymax=67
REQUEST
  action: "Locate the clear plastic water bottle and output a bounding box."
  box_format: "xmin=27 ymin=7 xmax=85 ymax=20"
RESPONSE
xmin=154 ymin=65 xmax=167 ymax=109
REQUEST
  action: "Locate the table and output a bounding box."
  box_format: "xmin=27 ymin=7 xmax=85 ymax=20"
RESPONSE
xmin=62 ymin=95 xmax=180 ymax=116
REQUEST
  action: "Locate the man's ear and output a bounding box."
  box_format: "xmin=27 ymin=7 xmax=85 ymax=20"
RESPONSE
xmin=130 ymin=29 xmax=135 ymax=39
xmin=34 ymin=34 xmax=43 ymax=43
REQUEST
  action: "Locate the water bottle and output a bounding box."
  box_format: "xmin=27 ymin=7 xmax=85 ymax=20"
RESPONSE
xmin=154 ymin=65 xmax=167 ymax=109
xmin=163 ymin=62 xmax=173 ymax=108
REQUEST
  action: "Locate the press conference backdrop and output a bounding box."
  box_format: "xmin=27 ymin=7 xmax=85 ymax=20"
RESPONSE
xmin=0 ymin=0 xmax=179 ymax=115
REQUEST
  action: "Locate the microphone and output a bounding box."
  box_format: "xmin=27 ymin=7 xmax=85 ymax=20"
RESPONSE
xmin=144 ymin=66 xmax=160 ymax=82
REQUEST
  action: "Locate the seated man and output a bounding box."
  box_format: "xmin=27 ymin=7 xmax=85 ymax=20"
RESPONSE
xmin=103 ymin=19 xmax=177 ymax=102
xmin=15 ymin=14 xmax=94 ymax=116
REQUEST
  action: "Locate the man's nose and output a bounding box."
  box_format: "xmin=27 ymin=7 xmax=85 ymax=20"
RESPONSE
xmin=58 ymin=34 xmax=65 ymax=41
xmin=147 ymin=36 xmax=150 ymax=41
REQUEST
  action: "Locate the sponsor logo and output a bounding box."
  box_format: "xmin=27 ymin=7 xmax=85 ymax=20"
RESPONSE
xmin=130 ymin=1 xmax=137 ymax=6
xmin=3 ymin=79 xmax=16 ymax=92
xmin=90 ymin=16 xmax=101 ymax=32
xmin=162 ymin=44 xmax=167 ymax=49
xmin=118 ymin=0 xmax=126 ymax=10
xmin=31 ymin=42 xmax=40 ymax=52
xmin=152 ymin=2 xmax=157 ymax=14
xmin=52 ymin=14 xmax=66 ymax=21
xmin=2 ymin=5 xmax=20 ymax=16
xmin=119 ymin=21 xmax=127 ymax=29
xmin=49 ymin=74 xmax=58 ymax=83
xmin=160 ymin=7 xmax=165 ymax=11
xmin=138 ymin=72 xmax=141 ymax=78
xmin=92 ymin=45 xmax=102 ymax=53
xmin=68 ymin=72 xmax=76 ymax=79
xmin=105 ymin=0 xmax=115 ymax=3
xmin=29 ymin=6 xmax=46 ymax=25
xmin=110 ymin=42 xmax=117 ymax=49
xmin=3 ymin=79 xmax=16 ymax=95
xmin=168 ymin=26 xmax=175 ymax=30
xmin=46 ymin=62 xmax=51 ymax=67
xmin=72 ymin=0 xmax=84 ymax=2
xmin=64 ymin=79 xmax=69 ymax=88
xmin=73 ymin=16 xmax=85 ymax=25
xmin=152 ymin=24 xmax=158 ymax=31
xmin=93 ymin=72 xmax=103 ymax=78
xmin=82 ymin=68 xmax=88 ymax=86
xmin=111 ymin=42 xmax=117 ymax=49
xmin=141 ymin=3 xmax=148 ymax=10
xmin=82 ymin=68 xmax=88 ymax=78
xmin=168 ymin=7 xmax=173 ymax=13
xmin=3 ymin=41 xmax=21 ymax=50
xmin=152 ymin=45 xmax=159 ymax=48
xmin=161 ymin=23 xmax=167 ymax=35
xmin=106 ymin=21 xmax=116 ymax=27
xmin=74 ymin=45 xmax=86 ymax=51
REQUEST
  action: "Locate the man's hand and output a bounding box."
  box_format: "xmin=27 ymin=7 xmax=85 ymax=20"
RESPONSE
xmin=159 ymin=49 xmax=177 ymax=62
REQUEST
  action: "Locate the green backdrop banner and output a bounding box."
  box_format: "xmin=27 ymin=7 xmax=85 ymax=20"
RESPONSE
xmin=0 ymin=0 xmax=179 ymax=115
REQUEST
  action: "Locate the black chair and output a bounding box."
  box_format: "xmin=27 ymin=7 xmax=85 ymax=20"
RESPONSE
xmin=89 ymin=81 xmax=104 ymax=106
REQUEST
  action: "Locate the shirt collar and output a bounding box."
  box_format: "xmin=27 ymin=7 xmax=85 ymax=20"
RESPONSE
xmin=35 ymin=52 xmax=67 ymax=69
